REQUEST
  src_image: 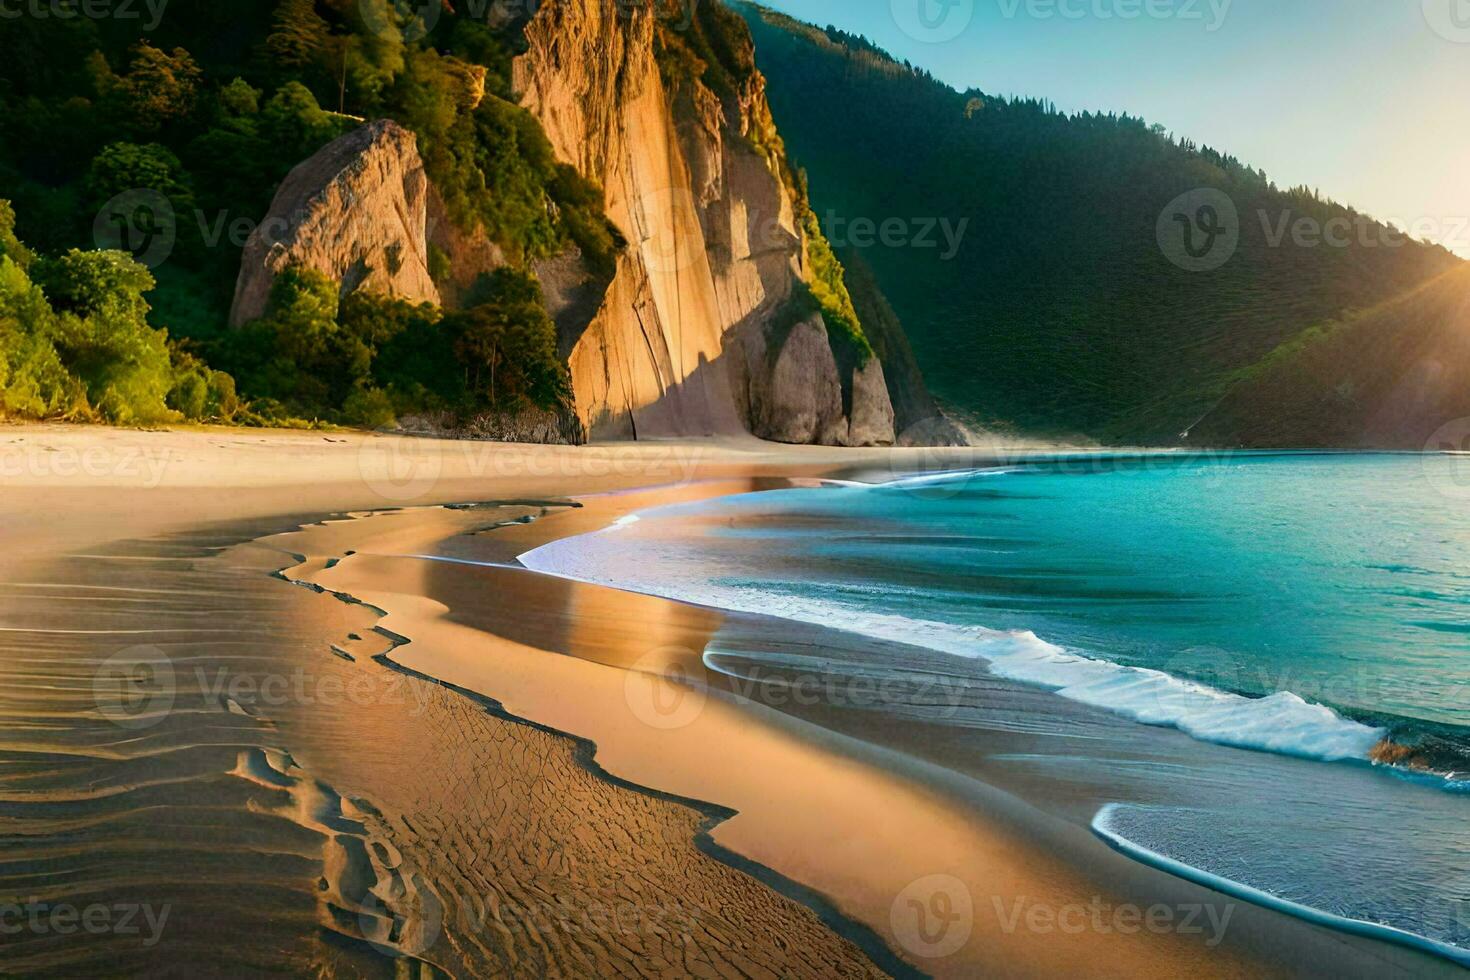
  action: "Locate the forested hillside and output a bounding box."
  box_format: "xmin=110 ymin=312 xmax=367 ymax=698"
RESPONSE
xmin=739 ymin=4 xmax=1462 ymax=445
xmin=1191 ymin=264 xmax=1470 ymax=448
xmin=0 ymin=1 xmax=602 ymax=429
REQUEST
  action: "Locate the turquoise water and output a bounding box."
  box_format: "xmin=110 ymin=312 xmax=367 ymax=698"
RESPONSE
xmin=818 ymin=452 xmax=1470 ymax=759
xmin=521 ymin=453 xmax=1470 ymax=959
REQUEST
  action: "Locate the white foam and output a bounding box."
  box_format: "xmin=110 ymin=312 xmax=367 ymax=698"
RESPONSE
xmin=1092 ymin=803 xmax=1470 ymax=968
xmin=519 ymin=523 xmax=1386 ymax=766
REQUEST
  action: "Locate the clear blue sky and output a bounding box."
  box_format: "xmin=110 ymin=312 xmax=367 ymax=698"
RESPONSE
xmin=759 ymin=0 xmax=1470 ymax=256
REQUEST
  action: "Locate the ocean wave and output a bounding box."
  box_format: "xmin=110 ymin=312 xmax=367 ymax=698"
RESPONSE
xmin=1092 ymin=803 xmax=1470 ymax=968
xmin=518 ymin=536 xmax=1387 ymax=767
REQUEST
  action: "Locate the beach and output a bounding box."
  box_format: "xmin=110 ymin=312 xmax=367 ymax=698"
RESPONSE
xmin=0 ymin=424 xmax=1458 ymax=977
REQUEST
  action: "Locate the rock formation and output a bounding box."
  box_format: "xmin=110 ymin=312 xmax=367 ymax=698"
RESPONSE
xmin=742 ymin=315 xmax=845 ymax=445
xmin=228 ymin=6 xmax=925 ymax=447
xmin=738 ymin=314 xmax=897 ymax=447
xmin=848 ymin=357 xmax=898 ymax=447
xmin=230 ymin=120 xmax=441 ymax=326
xmin=513 ymin=0 xmax=897 ymax=445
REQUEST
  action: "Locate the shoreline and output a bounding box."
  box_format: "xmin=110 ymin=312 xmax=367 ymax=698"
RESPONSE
xmin=1091 ymin=805 xmax=1470 ymax=970
xmin=508 ymin=483 xmax=1470 ymax=969
xmin=511 ymin=468 xmax=1470 ymax=971
xmin=0 ymin=423 xmax=1460 ymax=976
xmin=274 ymin=481 xmax=1458 ymax=977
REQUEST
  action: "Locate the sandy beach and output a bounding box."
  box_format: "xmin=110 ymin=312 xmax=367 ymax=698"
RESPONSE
xmin=0 ymin=423 xmax=1458 ymax=977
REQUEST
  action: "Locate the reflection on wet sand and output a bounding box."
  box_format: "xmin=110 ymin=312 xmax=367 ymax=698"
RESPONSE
xmin=289 ymin=494 xmax=1254 ymax=979
xmin=3 ymin=475 xmax=1459 ymax=978
xmin=292 ymin=486 xmax=1457 ymax=979
xmin=0 ymin=500 xmax=892 ymax=976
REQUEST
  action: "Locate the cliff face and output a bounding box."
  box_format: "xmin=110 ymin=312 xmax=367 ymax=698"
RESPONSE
xmin=231 ymin=120 xmax=441 ymax=326
xmin=229 ymin=7 xmax=914 ymax=446
xmin=738 ymin=314 xmax=896 ymax=446
xmin=513 ymin=0 xmax=894 ymax=444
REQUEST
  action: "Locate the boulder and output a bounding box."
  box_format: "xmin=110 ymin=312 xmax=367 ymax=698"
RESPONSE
xmin=898 ymin=414 xmax=974 ymax=448
xmin=230 ymin=120 xmax=439 ymax=326
xmin=748 ymin=315 xmax=845 ymax=444
xmin=845 ymin=357 xmax=896 ymax=447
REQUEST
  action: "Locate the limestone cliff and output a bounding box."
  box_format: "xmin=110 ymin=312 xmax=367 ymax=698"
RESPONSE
xmin=739 ymin=314 xmax=896 ymax=447
xmin=513 ymin=0 xmax=896 ymax=444
xmin=230 ymin=120 xmax=441 ymax=326
xmin=229 ymin=7 xmax=920 ymax=446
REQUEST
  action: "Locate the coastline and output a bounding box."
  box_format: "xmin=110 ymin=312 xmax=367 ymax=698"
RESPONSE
xmin=0 ymin=423 xmax=1459 ymax=976
xmin=267 ymin=478 xmax=1459 ymax=976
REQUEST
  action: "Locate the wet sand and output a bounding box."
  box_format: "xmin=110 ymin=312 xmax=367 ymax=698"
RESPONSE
xmin=0 ymin=424 xmax=1457 ymax=976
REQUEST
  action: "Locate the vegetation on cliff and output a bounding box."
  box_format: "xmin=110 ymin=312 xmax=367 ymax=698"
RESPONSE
xmin=739 ymin=3 xmax=1461 ymax=444
xmin=225 ymin=265 xmax=570 ymax=426
xmin=0 ymin=0 xmax=604 ymax=428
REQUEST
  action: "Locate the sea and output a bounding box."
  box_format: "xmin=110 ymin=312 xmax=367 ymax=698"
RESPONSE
xmin=521 ymin=452 xmax=1470 ymax=965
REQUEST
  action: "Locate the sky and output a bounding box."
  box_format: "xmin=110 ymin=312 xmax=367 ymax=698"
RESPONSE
xmin=759 ymin=0 xmax=1470 ymax=256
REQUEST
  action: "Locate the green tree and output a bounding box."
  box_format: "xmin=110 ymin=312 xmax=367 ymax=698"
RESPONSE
xmin=167 ymin=347 xmax=240 ymax=421
xmin=339 ymin=291 xmax=457 ymax=408
xmin=0 ymin=201 xmax=34 ymax=271
xmin=216 ymin=78 xmax=262 ymax=125
xmin=446 ymin=269 xmax=569 ymax=411
xmin=116 ymin=44 xmax=203 ymax=134
xmin=267 ymin=0 xmax=331 ymax=72
xmin=261 ymin=82 xmax=350 ymax=164
xmin=226 ymin=266 xmax=367 ymax=417
xmin=85 ymin=143 xmax=195 ymax=211
xmin=343 ymin=0 xmax=407 ymax=112
xmin=37 ymin=250 xmax=179 ymax=424
xmin=0 ymin=255 xmax=83 ymax=419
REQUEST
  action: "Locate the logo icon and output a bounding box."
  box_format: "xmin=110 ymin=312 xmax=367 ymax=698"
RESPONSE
xmin=1152 ymin=645 xmax=1246 ymax=720
xmin=886 ymin=446 xmax=986 ymax=501
xmin=93 ymin=189 xmax=177 ymax=269
xmin=358 ymin=433 xmax=443 ymax=503
xmin=624 ymin=647 xmax=707 ymax=730
xmin=360 ymin=0 xmax=442 ymax=44
xmin=93 ymin=645 xmax=175 ymax=729
xmin=1423 ymin=0 xmax=1470 ymax=42
xmin=1422 ymin=417 xmax=1470 ymax=500
xmin=891 ymin=874 xmax=973 ymax=958
xmin=891 ymin=0 xmax=975 ymax=43
xmin=635 ymin=186 xmax=704 ymax=277
xmin=357 ymin=873 xmax=445 ymax=958
xmin=1157 ymin=188 xmax=1239 ymax=272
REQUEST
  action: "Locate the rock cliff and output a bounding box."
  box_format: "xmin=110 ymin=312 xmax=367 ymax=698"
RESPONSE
xmin=230 ymin=120 xmax=441 ymax=326
xmin=229 ymin=6 xmax=928 ymax=446
xmin=513 ymin=0 xmax=896 ymax=444
xmin=738 ymin=314 xmax=896 ymax=446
